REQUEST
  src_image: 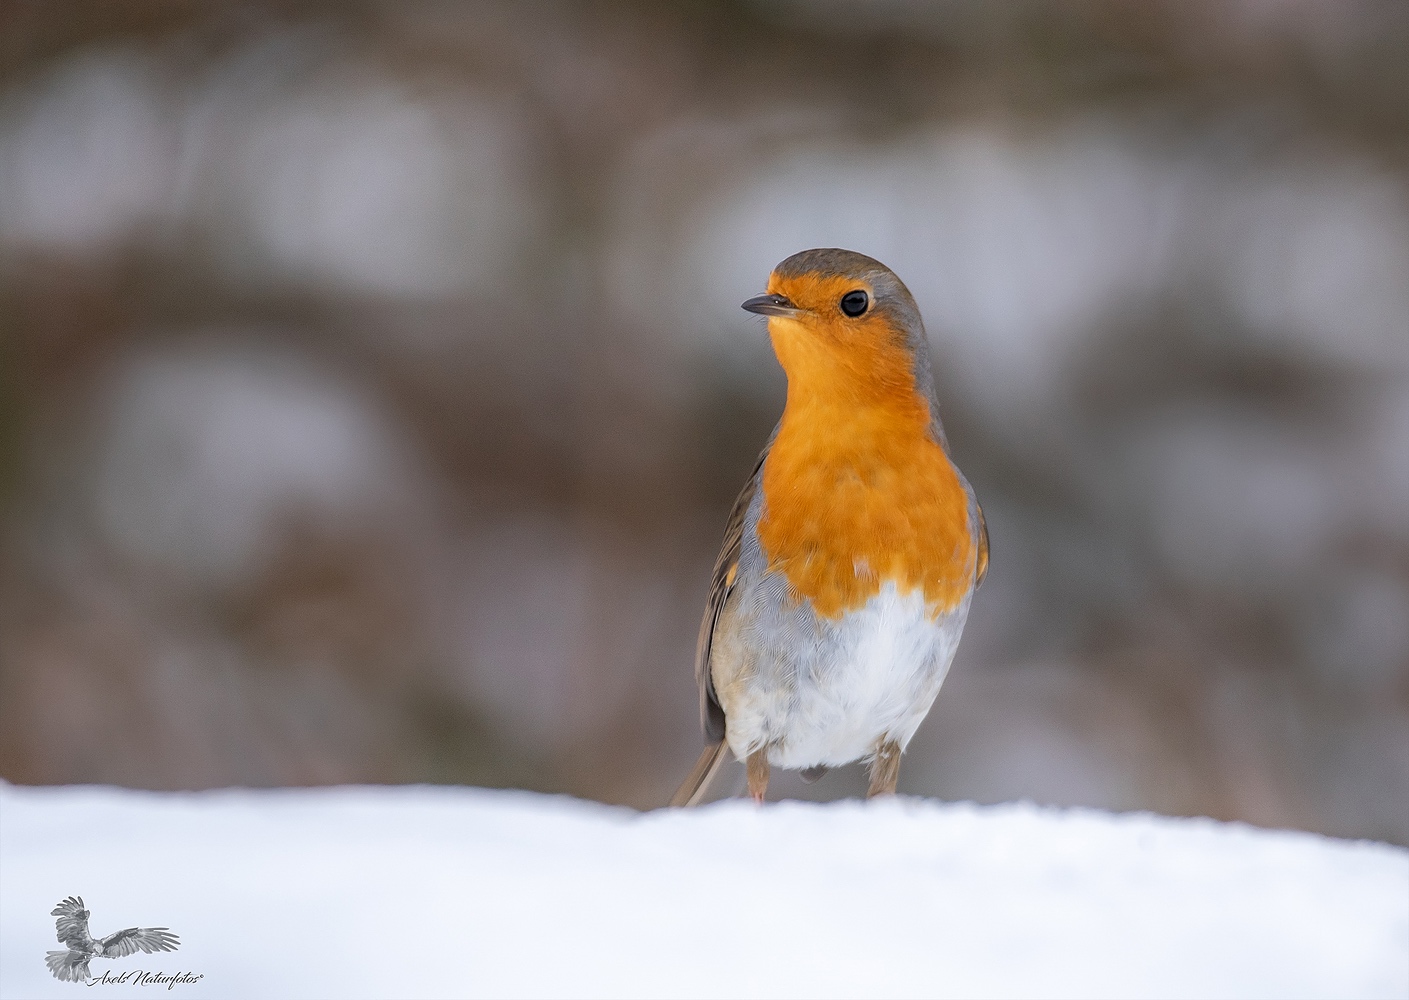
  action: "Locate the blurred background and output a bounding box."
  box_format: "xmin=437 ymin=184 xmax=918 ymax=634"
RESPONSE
xmin=2 ymin=0 xmax=1406 ymax=844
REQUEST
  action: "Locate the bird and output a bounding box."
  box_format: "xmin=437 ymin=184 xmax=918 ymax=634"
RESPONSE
xmin=45 ymin=896 xmax=180 ymax=982
xmin=670 ymin=248 xmax=987 ymax=807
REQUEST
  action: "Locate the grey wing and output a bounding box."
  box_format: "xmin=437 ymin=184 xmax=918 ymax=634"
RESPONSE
xmin=923 ymin=384 xmax=988 ymax=588
xmin=696 ymin=428 xmax=776 ymax=743
xmin=46 ymin=950 xmax=91 ymax=983
xmin=99 ymin=927 xmax=180 ymax=958
xmin=51 ymin=896 xmax=92 ymax=948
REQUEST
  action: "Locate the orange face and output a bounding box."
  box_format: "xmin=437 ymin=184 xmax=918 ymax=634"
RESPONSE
xmin=761 ymin=271 xmax=918 ymax=407
xmin=755 ymin=268 xmax=976 ymax=620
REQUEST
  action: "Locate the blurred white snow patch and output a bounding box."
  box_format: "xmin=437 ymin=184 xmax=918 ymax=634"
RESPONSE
xmin=609 ymin=118 xmax=1178 ymax=431
xmin=610 ymin=114 xmax=1409 ymax=444
xmin=0 ymin=49 xmax=175 ymax=255
xmin=0 ymin=42 xmax=552 ymax=304
xmin=1217 ymin=166 xmax=1409 ymax=369
xmin=93 ymin=342 xmax=423 ymax=588
xmin=1 ymin=782 xmax=1405 ymax=999
xmin=203 ymin=69 xmax=546 ymax=299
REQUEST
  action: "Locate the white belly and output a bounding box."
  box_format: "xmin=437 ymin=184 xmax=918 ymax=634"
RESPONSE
xmin=716 ymin=581 xmax=968 ymax=770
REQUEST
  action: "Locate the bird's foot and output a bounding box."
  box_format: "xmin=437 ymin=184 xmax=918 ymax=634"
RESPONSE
xmin=746 ymin=748 xmax=770 ymax=804
xmin=866 ymin=739 xmax=901 ymax=798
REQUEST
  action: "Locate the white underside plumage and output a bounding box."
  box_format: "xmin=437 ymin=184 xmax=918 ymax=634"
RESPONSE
xmin=712 ymin=580 xmax=969 ymax=770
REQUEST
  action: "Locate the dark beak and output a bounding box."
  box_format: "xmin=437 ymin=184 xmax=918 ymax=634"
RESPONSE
xmin=741 ymin=293 xmax=800 ymax=317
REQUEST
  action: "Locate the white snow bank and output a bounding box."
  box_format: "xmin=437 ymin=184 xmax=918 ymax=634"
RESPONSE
xmin=1 ymin=782 xmax=1404 ymax=999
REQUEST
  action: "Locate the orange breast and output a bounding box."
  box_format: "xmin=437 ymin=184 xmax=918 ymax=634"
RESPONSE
xmin=757 ymin=305 xmax=974 ymax=620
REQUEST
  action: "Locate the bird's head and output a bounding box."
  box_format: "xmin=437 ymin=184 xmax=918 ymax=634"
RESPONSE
xmin=742 ymin=248 xmax=931 ymax=405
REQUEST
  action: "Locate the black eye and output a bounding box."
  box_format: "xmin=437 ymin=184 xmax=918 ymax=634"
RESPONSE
xmin=840 ymin=290 xmax=869 ymax=317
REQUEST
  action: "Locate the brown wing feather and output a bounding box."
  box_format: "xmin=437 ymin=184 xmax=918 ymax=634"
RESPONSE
xmin=696 ymin=429 xmax=775 ymax=742
xmin=667 ymin=740 xmax=729 ymax=808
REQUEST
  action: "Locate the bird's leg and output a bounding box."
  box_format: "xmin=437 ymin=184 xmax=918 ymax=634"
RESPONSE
xmin=866 ymin=739 xmax=902 ymax=798
xmin=746 ymin=748 xmax=770 ymax=803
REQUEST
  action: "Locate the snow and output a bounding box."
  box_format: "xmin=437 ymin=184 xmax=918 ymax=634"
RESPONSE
xmin=1 ymin=782 xmax=1405 ymax=999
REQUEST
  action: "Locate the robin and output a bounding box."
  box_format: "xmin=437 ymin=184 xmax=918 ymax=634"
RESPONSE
xmin=670 ymin=248 xmax=987 ymax=807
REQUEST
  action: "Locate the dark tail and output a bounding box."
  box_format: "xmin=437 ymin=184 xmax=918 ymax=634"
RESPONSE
xmin=669 ymin=740 xmax=729 ymax=807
